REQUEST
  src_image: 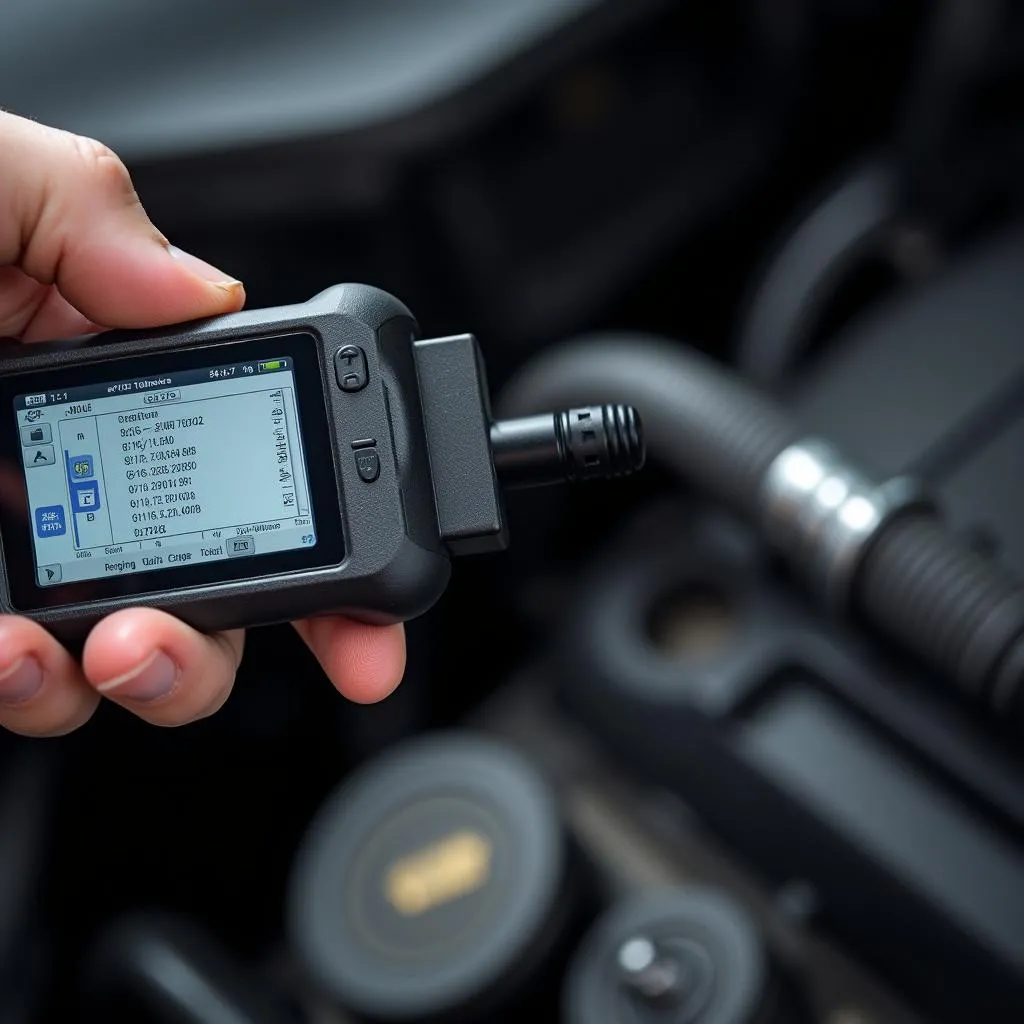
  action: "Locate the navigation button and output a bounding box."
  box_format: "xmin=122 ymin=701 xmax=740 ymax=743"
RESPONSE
xmin=227 ymin=536 xmax=255 ymax=557
xmin=26 ymin=445 xmax=55 ymax=467
xmin=37 ymin=564 xmax=61 ymax=586
xmin=335 ymin=345 xmax=368 ymax=392
xmin=20 ymin=423 xmax=52 ymax=446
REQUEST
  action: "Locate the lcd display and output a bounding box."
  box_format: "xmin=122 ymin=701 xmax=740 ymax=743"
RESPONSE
xmin=17 ymin=355 xmax=317 ymax=586
xmin=0 ymin=334 xmax=344 ymax=611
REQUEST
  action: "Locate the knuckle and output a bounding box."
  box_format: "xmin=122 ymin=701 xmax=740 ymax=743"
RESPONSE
xmin=0 ymin=276 xmax=49 ymax=338
xmin=69 ymin=134 xmax=136 ymax=199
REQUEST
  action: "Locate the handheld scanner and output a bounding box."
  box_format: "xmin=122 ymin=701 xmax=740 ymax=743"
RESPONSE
xmin=0 ymin=284 xmax=644 ymax=645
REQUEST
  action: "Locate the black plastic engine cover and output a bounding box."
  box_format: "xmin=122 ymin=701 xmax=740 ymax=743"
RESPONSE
xmin=556 ymin=500 xmax=1024 ymax=1022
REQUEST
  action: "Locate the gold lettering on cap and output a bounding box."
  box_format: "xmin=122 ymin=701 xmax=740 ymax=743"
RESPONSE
xmin=384 ymin=830 xmax=493 ymax=917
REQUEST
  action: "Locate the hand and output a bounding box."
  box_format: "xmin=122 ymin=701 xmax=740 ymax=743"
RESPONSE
xmin=0 ymin=112 xmax=405 ymax=736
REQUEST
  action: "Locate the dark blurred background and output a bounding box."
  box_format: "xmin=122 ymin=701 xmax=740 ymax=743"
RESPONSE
xmin=2 ymin=2 xmax=1024 ymax=1022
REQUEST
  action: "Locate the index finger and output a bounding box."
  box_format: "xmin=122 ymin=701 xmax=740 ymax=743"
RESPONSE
xmin=0 ymin=111 xmax=244 ymax=327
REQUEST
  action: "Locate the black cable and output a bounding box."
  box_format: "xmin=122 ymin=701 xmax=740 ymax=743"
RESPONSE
xmin=736 ymin=0 xmax=1018 ymax=387
xmin=735 ymin=161 xmax=898 ymax=386
xmin=491 ymin=405 xmax=644 ymax=490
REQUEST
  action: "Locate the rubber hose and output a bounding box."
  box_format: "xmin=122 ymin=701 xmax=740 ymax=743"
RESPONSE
xmin=499 ymin=334 xmax=1024 ymax=724
xmin=496 ymin=333 xmax=799 ymax=514
xmin=857 ymin=513 xmax=1024 ymax=719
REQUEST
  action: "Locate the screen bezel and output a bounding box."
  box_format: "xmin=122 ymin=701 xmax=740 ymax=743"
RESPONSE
xmin=0 ymin=332 xmax=344 ymax=612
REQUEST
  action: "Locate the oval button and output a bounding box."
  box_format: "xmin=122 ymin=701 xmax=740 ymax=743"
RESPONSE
xmin=336 ymin=345 xmax=368 ymax=392
xmin=355 ymin=446 xmax=380 ymax=482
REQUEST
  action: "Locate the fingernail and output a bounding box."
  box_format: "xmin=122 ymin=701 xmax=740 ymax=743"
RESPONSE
xmin=0 ymin=657 xmax=44 ymax=705
xmin=97 ymin=650 xmax=177 ymax=703
xmin=167 ymin=245 xmax=242 ymax=289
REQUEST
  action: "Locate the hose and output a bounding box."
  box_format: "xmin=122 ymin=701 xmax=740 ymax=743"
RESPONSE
xmin=858 ymin=514 xmax=1024 ymax=710
xmin=498 ymin=334 xmax=1024 ymax=728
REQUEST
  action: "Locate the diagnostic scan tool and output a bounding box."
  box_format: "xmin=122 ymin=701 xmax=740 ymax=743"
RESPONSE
xmin=0 ymin=285 xmax=643 ymax=645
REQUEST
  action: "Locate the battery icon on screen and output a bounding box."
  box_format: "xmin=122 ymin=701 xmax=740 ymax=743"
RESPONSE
xmin=259 ymin=360 xmax=285 ymax=372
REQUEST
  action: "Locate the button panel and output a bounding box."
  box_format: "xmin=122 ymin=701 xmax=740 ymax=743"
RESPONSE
xmin=335 ymin=345 xmax=368 ymax=392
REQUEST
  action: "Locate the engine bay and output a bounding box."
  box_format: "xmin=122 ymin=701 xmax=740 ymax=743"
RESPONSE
xmin=1 ymin=2 xmax=1023 ymax=1021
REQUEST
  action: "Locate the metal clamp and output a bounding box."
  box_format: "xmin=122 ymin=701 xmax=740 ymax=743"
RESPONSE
xmin=760 ymin=438 xmax=932 ymax=612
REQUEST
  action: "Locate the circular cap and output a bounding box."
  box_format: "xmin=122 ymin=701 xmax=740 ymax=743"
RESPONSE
xmin=564 ymin=887 xmax=769 ymax=1024
xmin=287 ymin=732 xmax=566 ymax=1021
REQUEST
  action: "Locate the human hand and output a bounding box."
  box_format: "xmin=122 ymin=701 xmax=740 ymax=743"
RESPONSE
xmin=0 ymin=112 xmax=405 ymax=736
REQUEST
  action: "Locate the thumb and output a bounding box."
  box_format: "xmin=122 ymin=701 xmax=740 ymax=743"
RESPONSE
xmin=0 ymin=111 xmax=244 ymax=328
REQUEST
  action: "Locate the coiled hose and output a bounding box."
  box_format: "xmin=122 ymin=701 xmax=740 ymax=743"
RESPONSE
xmin=498 ymin=333 xmax=1024 ymax=729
